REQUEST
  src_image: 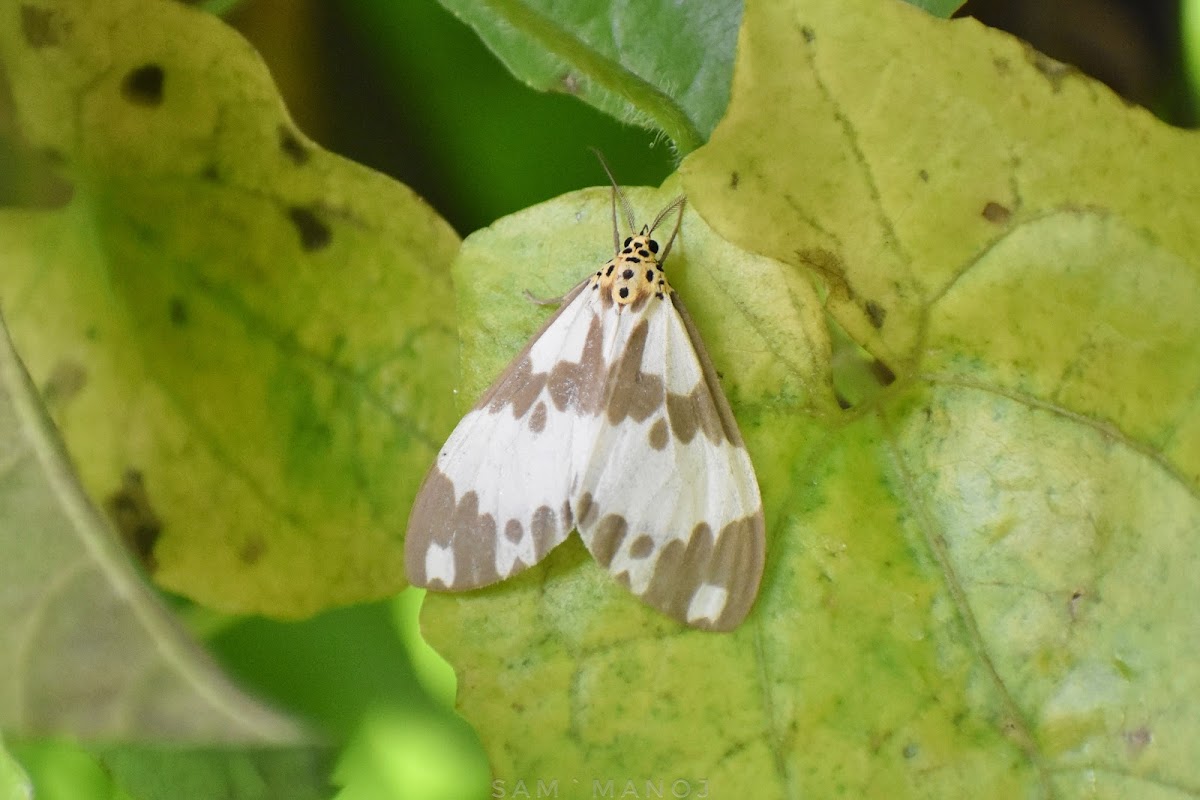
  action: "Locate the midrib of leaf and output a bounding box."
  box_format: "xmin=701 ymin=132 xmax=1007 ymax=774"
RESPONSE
xmin=478 ymin=0 xmax=704 ymax=154
xmin=751 ymin=620 xmax=796 ymax=797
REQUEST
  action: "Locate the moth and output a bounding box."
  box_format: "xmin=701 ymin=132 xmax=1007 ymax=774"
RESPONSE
xmin=405 ymin=170 xmax=765 ymax=631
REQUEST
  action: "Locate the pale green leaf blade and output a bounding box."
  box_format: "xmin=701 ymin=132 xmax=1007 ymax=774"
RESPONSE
xmin=0 ymin=0 xmax=461 ymax=616
xmin=0 ymin=314 xmax=310 ymax=742
xmin=419 ymin=0 xmax=1200 ymax=794
xmin=435 ymin=0 xmax=742 ymax=152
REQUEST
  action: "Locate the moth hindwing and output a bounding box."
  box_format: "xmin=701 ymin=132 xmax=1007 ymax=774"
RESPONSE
xmin=406 ymin=180 xmax=764 ymax=631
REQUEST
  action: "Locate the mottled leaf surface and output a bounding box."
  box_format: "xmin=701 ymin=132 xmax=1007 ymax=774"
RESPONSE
xmin=420 ymin=0 xmax=1200 ymax=796
xmin=0 ymin=0 xmax=460 ymax=616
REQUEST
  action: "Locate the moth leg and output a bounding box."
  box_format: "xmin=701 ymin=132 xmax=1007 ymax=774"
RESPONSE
xmin=523 ymin=288 xmax=569 ymax=307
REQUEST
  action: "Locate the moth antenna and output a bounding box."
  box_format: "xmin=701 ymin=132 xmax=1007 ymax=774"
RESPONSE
xmin=653 ymin=196 xmax=687 ymax=264
xmin=608 ymin=176 xmax=620 ymax=255
xmin=590 ymin=148 xmax=637 ymax=240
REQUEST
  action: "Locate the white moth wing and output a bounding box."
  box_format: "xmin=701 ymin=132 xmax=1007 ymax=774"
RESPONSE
xmin=407 ymin=196 xmax=766 ymax=632
xmin=406 ymin=280 xmax=607 ymax=590
xmin=573 ymin=294 xmax=765 ymax=631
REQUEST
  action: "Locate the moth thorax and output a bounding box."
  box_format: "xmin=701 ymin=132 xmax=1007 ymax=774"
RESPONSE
xmin=606 ymin=234 xmax=668 ymax=307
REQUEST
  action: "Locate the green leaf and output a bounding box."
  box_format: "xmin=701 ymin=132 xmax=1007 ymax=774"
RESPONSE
xmin=0 ymin=0 xmax=460 ymax=616
xmin=0 ymin=739 xmax=30 ymax=800
xmin=5 ymin=742 xmax=114 ymax=800
xmin=12 ymin=740 xmax=330 ymax=800
xmin=904 ymin=0 xmax=966 ymax=18
xmin=0 ymin=314 xmax=312 ymax=743
xmin=435 ymin=0 xmax=743 ymax=153
xmin=1185 ymin=0 xmax=1200 ymax=108
xmin=420 ymin=0 xmax=1200 ymax=794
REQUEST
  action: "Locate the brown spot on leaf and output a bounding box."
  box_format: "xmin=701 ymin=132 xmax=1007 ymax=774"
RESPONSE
xmin=1068 ymin=588 xmax=1085 ymax=620
xmin=278 ymin=125 xmax=310 ymax=165
xmin=865 ymin=300 xmax=886 ymax=329
xmin=20 ymin=5 xmax=58 ymax=47
xmin=797 ymin=247 xmax=850 ymax=298
xmin=871 ymin=359 xmax=896 ymax=386
xmin=41 ymin=360 xmax=86 ymax=409
xmin=105 ymin=469 xmax=162 ymax=571
xmin=288 ymin=206 xmax=331 ymax=251
xmin=1124 ymin=726 xmax=1152 ymax=755
xmin=168 ymin=296 xmax=188 ymax=327
xmin=982 ymin=201 xmax=1012 ymax=224
xmin=122 ymin=64 xmax=165 ymax=106
xmin=240 ymin=537 xmax=266 ymax=565
xmin=504 ymin=518 xmax=523 ymax=544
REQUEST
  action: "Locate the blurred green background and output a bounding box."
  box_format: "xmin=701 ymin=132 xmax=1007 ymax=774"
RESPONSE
xmin=4 ymin=0 xmax=1200 ymax=798
xmin=225 ymin=1 xmax=680 ymax=238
